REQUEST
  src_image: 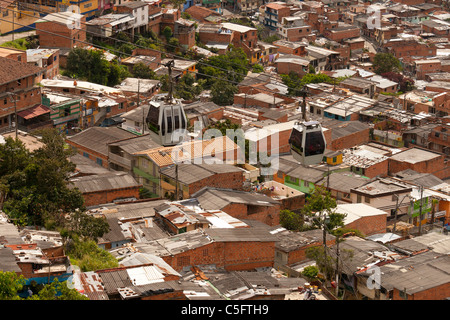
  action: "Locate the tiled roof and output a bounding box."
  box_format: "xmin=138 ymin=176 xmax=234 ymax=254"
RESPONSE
xmin=0 ymin=56 xmax=44 ymax=85
xmin=134 ymin=136 xmax=240 ymax=167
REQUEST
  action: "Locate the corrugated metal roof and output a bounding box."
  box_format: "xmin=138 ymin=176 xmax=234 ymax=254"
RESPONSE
xmin=67 ymin=127 xmax=136 ymax=156
xmin=69 ymin=172 xmax=141 ymax=193
xmin=98 ymin=269 xmax=133 ymax=295
xmin=193 ymin=187 xmax=279 ymax=210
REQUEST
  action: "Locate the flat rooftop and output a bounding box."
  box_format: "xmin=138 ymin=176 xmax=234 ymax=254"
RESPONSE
xmin=389 ymin=148 xmax=442 ymax=164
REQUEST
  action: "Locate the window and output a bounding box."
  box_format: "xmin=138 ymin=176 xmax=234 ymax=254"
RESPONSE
xmin=364 ymin=196 xmax=370 ymax=204
xmin=357 ymin=194 xmax=362 ymax=203
xmin=83 ymin=152 xmax=89 ymax=158
xmin=177 ymin=256 xmax=190 ymax=267
xmin=96 ymin=158 xmax=103 ymax=166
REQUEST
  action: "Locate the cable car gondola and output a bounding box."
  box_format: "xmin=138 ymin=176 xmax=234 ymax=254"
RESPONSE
xmin=289 ymin=121 xmax=326 ymax=166
xmin=147 ymin=96 xmax=188 ymax=147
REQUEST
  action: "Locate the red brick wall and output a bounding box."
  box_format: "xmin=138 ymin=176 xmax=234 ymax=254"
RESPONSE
xmin=345 ymin=215 xmax=386 ymax=236
xmin=36 ymin=17 xmax=87 ymax=49
xmin=0 ymin=82 xmax=41 ymax=122
xmin=276 ymin=61 xmax=308 ymax=76
xmin=393 ymin=282 xmax=450 ymax=300
xmin=329 ymin=128 xmax=370 ymax=151
xmin=287 ymin=238 xmax=336 ymax=265
xmin=188 ymin=171 xmax=245 ymax=196
xmin=388 ymin=152 xmax=445 ymax=176
xmin=198 ymin=31 xmax=232 ymax=46
xmin=82 ymin=187 xmax=141 ymax=207
xmin=163 ymin=241 xmax=275 ymax=272
xmin=363 ymin=159 xmax=389 ymax=179
xmin=325 ymin=28 xmax=360 ymax=42
xmin=416 ymin=62 xmax=441 ymax=80
xmin=221 ymin=202 xmax=280 ymax=226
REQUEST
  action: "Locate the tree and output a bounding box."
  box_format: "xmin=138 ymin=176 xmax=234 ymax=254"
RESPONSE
xmin=302 ymin=265 xmax=319 ymax=282
xmin=197 ymin=46 xmax=249 ymax=87
xmin=210 ymin=78 xmax=238 ymax=106
xmin=28 ymin=278 xmax=89 ymax=300
xmin=166 ymin=37 xmax=180 ymax=53
xmin=373 ymin=53 xmax=402 ymax=75
xmin=162 ymin=26 xmax=173 ymax=42
xmin=175 ymin=73 xmax=205 ymax=101
xmin=381 ymin=72 xmax=414 ymax=92
xmin=252 ymin=64 xmax=264 ymax=73
xmin=132 ymin=62 xmax=157 ymax=79
xmin=65 ymin=48 xmax=127 ymax=86
xmin=301 ymin=185 xmax=347 ymax=282
xmin=0 ymin=272 xmax=25 ymax=300
xmin=66 ymin=237 xmax=119 ymax=272
xmin=279 ymin=209 xmax=303 ymax=231
xmin=281 ymin=72 xmax=333 ymax=96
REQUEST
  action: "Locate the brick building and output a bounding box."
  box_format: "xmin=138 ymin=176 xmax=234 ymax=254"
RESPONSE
xmin=323 ymin=24 xmax=361 ymax=42
xmin=350 ymin=177 xmax=413 ymax=219
xmin=193 ymin=187 xmax=282 ymax=226
xmin=159 ymin=163 xmax=245 ymax=199
xmin=272 ymin=40 xmax=306 ymax=56
xmin=383 ymin=39 xmax=436 ymax=59
xmin=0 ymin=56 xmax=44 ymax=130
xmin=26 ymin=48 xmax=60 ymax=80
xmin=274 ymin=54 xmax=310 ymax=76
xmin=335 ymin=203 xmax=387 ymax=236
xmin=142 ymin=228 xmax=277 ymax=272
xmin=414 ymin=59 xmax=442 ymax=80
xmin=388 ymin=147 xmax=449 ymax=180
xmin=154 ymin=199 xmax=249 ymax=235
xmin=66 ymin=126 xmax=137 ymax=168
xmin=174 ymin=18 xmax=196 ymax=49
xmin=69 ymin=171 xmax=142 ymax=207
xmin=36 ymin=12 xmax=87 ymax=49
xmin=263 ymin=2 xmax=293 ymax=31
xmin=271 ymin=227 xmax=336 ymax=267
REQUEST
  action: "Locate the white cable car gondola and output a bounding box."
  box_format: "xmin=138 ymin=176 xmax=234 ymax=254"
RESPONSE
xmin=147 ymin=96 xmax=188 ymax=146
xmin=289 ymin=121 xmax=326 ymax=166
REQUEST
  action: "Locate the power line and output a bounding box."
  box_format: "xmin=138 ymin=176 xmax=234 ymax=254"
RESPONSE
xmin=0 ymin=5 xmax=422 ymax=118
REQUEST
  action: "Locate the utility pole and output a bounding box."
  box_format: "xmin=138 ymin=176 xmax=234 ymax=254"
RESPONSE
xmin=393 ymin=193 xmax=399 ymax=233
xmin=335 ymin=236 xmax=340 ymax=297
xmin=175 ymin=162 xmax=179 ymax=200
xmin=418 ymin=185 xmax=424 ymax=236
xmin=8 ymin=93 xmax=18 ymax=139
xmin=164 ymin=60 xmax=175 ymax=104
xmin=12 ymin=3 xmax=15 ymax=42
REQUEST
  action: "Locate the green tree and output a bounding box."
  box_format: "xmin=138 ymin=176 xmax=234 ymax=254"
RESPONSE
xmin=162 ymin=26 xmax=173 ymax=42
xmin=197 ymin=46 xmax=249 ymax=87
xmin=174 ymin=73 xmax=205 ymax=101
xmin=210 ymin=78 xmax=238 ymax=106
xmin=373 ymin=53 xmax=402 ymax=75
xmin=29 ymin=278 xmax=89 ymax=300
xmin=0 ymin=272 xmax=25 ymax=300
xmin=67 ymin=237 xmax=119 ymax=272
xmin=132 ymin=62 xmax=157 ymax=79
xmin=279 ymin=209 xmax=302 ymax=231
xmin=252 ymin=64 xmax=264 ymax=73
xmin=281 ymin=72 xmax=333 ymax=96
xmin=302 ymin=265 xmax=319 ymax=282
xmin=166 ymin=37 xmax=180 ymax=53
xmin=301 ymin=185 xmax=347 ymax=281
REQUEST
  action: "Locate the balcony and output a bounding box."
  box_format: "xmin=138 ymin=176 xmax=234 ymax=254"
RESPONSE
xmin=108 ymin=152 xmax=132 ymax=170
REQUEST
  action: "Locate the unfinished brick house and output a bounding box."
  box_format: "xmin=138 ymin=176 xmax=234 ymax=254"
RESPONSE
xmin=140 ymin=228 xmax=277 ymax=272
xmin=192 ymin=187 xmax=282 ymax=226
